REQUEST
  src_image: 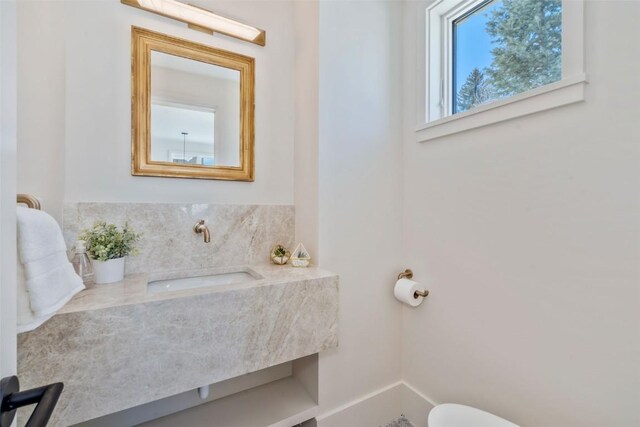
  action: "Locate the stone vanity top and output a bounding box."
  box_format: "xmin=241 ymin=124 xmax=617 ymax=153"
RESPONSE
xmin=18 ymin=264 xmax=339 ymax=426
xmin=60 ymin=264 xmax=336 ymax=314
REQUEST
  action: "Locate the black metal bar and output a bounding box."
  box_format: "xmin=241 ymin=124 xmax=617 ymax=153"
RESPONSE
xmin=0 ymin=376 xmax=19 ymax=427
xmin=23 ymin=383 xmax=63 ymax=427
xmin=0 ymin=377 xmax=63 ymax=427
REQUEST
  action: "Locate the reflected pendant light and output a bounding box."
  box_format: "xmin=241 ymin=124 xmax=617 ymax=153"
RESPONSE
xmin=181 ymin=131 xmax=188 ymax=163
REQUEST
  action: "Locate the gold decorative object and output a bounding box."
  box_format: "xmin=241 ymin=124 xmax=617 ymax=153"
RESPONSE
xmin=290 ymin=243 xmax=311 ymax=268
xmin=121 ymin=0 xmax=266 ymax=46
xmin=131 ymin=27 xmax=255 ymax=181
xmin=270 ymin=245 xmax=290 ymax=265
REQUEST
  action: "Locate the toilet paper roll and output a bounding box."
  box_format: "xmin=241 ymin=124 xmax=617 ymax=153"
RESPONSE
xmin=394 ymin=278 xmax=425 ymax=307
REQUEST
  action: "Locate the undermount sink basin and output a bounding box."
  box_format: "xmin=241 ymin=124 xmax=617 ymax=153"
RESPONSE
xmin=147 ymin=270 xmax=260 ymax=294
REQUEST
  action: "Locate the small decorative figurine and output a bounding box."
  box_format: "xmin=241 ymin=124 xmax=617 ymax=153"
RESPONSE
xmin=291 ymin=243 xmax=311 ymax=267
xmin=270 ymin=244 xmax=291 ymax=265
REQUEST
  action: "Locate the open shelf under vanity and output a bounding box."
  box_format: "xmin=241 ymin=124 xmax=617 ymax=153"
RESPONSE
xmin=73 ymin=355 xmax=319 ymax=427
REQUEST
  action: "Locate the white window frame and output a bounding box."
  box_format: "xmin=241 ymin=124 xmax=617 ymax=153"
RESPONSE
xmin=417 ymin=0 xmax=586 ymax=142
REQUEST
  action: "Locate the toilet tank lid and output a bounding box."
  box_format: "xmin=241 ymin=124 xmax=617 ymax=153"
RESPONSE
xmin=428 ymin=404 xmax=519 ymax=427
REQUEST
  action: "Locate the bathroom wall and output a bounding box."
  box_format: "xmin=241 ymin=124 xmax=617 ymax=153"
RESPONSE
xmin=16 ymin=1 xmax=66 ymax=224
xmin=313 ymin=1 xmax=406 ymax=425
xmin=293 ymin=0 xmax=319 ymax=265
xmin=1 ymin=0 xmax=19 ymax=378
xmin=401 ymin=1 xmax=640 ymax=426
xmin=17 ymin=0 xmax=296 ymax=223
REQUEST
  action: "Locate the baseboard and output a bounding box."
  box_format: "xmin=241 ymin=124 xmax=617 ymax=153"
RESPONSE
xmin=316 ymin=382 xmax=403 ymax=427
xmin=315 ymin=381 xmax=437 ymax=427
xmin=401 ymin=382 xmax=437 ymax=426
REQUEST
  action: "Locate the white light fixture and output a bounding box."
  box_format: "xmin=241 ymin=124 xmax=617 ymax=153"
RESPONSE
xmin=121 ymin=0 xmax=266 ymax=46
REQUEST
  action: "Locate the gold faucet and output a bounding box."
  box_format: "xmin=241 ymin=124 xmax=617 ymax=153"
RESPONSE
xmin=193 ymin=219 xmax=210 ymax=243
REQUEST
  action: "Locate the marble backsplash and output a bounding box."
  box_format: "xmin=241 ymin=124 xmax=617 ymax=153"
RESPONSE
xmin=63 ymin=203 xmax=295 ymax=274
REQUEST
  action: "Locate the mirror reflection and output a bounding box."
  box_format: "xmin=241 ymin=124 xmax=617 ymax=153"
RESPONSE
xmin=150 ymin=51 xmax=241 ymax=167
xmin=131 ymin=27 xmax=254 ymax=181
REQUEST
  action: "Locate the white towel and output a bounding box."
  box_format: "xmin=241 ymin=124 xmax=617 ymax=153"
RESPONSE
xmin=17 ymin=207 xmax=84 ymax=331
xmin=17 ymin=263 xmax=52 ymax=333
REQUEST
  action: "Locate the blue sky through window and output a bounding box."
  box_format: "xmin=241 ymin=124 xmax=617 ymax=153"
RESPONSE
xmin=453 ymin=0 xmax=503 ymax=104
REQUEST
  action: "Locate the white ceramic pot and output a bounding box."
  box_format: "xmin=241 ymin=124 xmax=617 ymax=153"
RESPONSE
xmin=92 ymin=257 xmax=125 ymax=284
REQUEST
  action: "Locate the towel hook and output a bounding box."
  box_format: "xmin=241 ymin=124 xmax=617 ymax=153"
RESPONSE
xmin=17 ymin=194 xmax=41 ymax=210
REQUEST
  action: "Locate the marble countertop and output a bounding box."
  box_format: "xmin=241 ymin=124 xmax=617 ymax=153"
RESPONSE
xmin=60 ymin=264 xmax=337 ymax=314
xmin=20 ymin=263 xmax=339 ymax=426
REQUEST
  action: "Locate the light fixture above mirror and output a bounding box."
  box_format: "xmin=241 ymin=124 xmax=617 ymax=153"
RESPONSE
xmin=121 ymin=0 xmax=266 ymax=46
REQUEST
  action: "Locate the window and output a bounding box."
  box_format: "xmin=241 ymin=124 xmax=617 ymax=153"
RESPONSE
xmin=452 ymin=0 xmax=562 ymax=114
xmin=419 ymin=0 xmax=585 ymax=141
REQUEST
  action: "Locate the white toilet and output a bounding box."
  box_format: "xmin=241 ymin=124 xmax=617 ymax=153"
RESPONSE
xmin=428 ymin=403 xmax=518 ymax=427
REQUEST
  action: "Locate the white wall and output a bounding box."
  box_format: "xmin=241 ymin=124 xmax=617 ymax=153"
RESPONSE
xmin=401 ymin=1 xmax=640 ymax=426
xmin=16 ymin=1 xmax=66 ymax=223
xmin=17 ymin=0 xmax=295 ymax=219
xmin=314 ymin=1 xmax=405 ymax=424
xmin=293 ymin=0 xmax=320 ymax=263
xmin=0 ymin=0 xmax=18 ymax=379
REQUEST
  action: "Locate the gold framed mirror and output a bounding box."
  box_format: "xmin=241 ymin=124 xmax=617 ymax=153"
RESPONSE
xmin=131 ymin=27 xmax=255 ymax=181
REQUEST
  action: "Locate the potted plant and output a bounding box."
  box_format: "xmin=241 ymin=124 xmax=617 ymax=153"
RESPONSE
xmin=79 ymin=221 xmax=141 ymax=284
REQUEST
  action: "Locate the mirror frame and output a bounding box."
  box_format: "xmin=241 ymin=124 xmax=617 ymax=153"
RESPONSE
xmin=131 ymin=27 xmax=255 ymax=181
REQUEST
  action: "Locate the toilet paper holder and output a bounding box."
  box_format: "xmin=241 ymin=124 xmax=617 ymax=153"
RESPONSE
xmin=398 ymin=269 xmax=429 ymax=298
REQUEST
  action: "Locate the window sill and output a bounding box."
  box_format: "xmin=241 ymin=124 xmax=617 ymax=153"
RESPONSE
xmin=416 ymin=74 xmax=587 ymax=142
